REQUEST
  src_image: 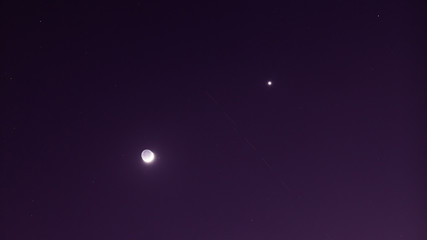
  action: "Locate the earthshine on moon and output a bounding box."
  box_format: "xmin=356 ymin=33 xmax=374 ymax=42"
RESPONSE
xmin=141 ymin=149 xmax=155 ymax=164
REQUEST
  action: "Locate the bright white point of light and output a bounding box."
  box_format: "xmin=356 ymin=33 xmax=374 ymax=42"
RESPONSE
xmin=267 ymin=81 xmax=272 ymax=86
xmin=141 ymin=149 xmax=155 ymax=164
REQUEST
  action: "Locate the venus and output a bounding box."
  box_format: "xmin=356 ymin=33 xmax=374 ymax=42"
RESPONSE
xmin=141 ymin=149 xmax=155 ymax=164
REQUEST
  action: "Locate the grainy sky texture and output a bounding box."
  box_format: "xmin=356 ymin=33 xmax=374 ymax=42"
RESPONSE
xmin=1 ymin=0 xmax=426 ymax=239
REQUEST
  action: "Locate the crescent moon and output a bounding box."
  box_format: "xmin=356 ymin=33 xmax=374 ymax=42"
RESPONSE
xmin=141 ymin=149 xmax=155 ymax=164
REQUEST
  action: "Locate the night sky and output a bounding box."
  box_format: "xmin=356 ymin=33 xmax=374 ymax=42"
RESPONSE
xmin=1 ymin=0 xmax=426 ymax=239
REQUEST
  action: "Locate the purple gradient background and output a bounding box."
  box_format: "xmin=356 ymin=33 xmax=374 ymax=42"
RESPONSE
xmin=1 ymin=0 xmax=426 ymax=239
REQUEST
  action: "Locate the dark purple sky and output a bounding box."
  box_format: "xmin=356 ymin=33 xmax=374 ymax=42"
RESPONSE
xmin=1 ymin=0 xmax=426 ymax=239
